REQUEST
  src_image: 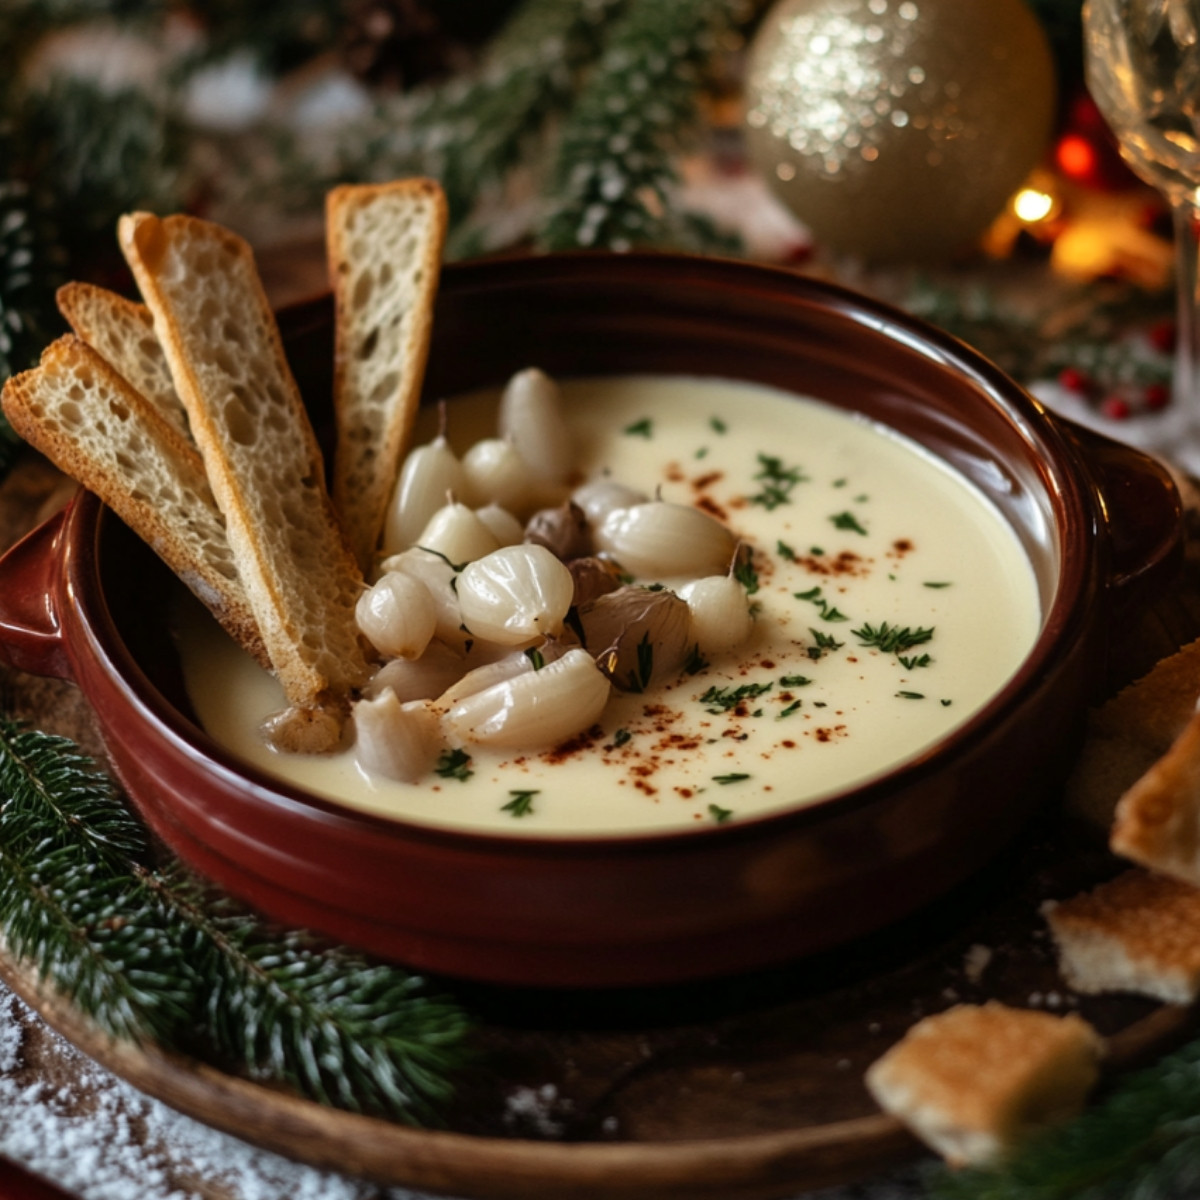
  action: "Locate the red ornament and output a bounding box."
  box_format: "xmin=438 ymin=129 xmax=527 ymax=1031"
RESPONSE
xmin=1100 ymin=394 xmax=1132 ymax=420
xmin=1054 ymin=91 xmax=1139 ymax=191
xmin=1057 ymin=366 xmax=1091 ymax=393
xmin=1143 ymin=382 xmax=1171 ymax=410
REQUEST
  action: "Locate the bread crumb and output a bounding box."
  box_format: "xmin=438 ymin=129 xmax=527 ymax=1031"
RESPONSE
xmin=963 ymin=943 xmax=992 ymax=984
xmin=1044 ymin=867 xmax=1200 ymax=1004
xmin=865 ymin=1002 xmax=1102 ymax=1166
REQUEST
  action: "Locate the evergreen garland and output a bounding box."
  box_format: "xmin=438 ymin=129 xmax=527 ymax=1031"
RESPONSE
xmin=537 ymin=0 xmax=756 ymax=254
xmin=0 ymin=718 xmax=473 ymax=1124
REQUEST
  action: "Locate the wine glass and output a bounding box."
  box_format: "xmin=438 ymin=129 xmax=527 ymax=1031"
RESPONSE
xmin=1083 ymin=0 xmax=1200 ymax=437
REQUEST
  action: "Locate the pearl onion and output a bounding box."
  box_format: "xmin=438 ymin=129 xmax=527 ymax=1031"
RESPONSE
xmin=474 ymin=503 xmax=525 ymax=546
xmin=497 ymin=367 xmax=573 ymax=484
xmin=456 ymin=544 xmax=574 ymax=645
xmin=442 ymin=648 xmax=610 ymax=750
xmin=382 ymin=546 xmax=468 ymax=648
xmin=353 ymin=693 xmax=444 ymax=783
xmin=678 ymin=574 xmax=755 ymax=657
xmin=572 ymin=479 xmax=647 ymax=526
xmin=594 ymin=501 xmax=737 ymax=580
xmin=382 ymin=435 xmax=466 ymax=555
xmin=362 ymin=640 xmax=465 ymax=702
xmin=355 ymin=571 xmax=437 ymax=660
xmin=461 ymin=438 xmax=565 ymax=518
xmin=414 ymin=500 xmax=502 ymax=565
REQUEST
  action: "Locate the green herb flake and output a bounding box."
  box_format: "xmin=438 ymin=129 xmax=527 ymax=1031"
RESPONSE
xmin=778 ymin=700 xmax=803 ymax=718
xmin=524 ymin=647 xmax=546 ymax=670
xmin=794 ymin=585 xmax=822 ymax=601
xmin=712 ymin=773 xmax=750 ymax=785
xmin=695 ymin=446 xmax=709 ymax=459
xmin=896 ymin=691 xmax=925 ymax=700
xmin=501 ymin=790 xmax=539 ymax=817
xmin=810 ymin=546 xmax=825 ymax=557
xmin=899 ymin=653 xmax=932 ymax=670
xmin=699 ymin=682 xmax=773 ymax=713
xmin=624 ymin=417 xmax=653 ymax=438
xmin=923 ymin=581 xmax=953 ymax=589
xmin=612 ymin=728 xmax=632 ymax=747
xmin=749 ymin=453 xmax=807 ymax=510
xmin=830 ymin=511 xmax=868 ymax=536
xmin=807 ymin=628 xmax=844 ymax=660
xmin=434 ymin=748 xmax=474 ymax=782
xmin=776 ymin=540 xmax=797 ymax=561
xmin=853 ymin=622 xmax=935 ymax=655
xmin=734 ymin=553 xmax=760 ymax=595
xmin=708 ymin=803 xmax=735 ymax=822
xmin=710 ymin=416 xmax=727 ymax=433
xmin=779 ymin=674 xmax=812 ymax=687
xmin=940 ymin=698 xmax=953 ymax=707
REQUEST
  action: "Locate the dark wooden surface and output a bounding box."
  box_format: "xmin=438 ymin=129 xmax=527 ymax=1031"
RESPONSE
xmin=1 ymin=445 xmax=1200 ymax=1199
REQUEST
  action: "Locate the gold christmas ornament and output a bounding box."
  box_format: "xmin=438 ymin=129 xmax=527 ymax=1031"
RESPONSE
xmin=744 ymin=0 xmax=1057 ymax=262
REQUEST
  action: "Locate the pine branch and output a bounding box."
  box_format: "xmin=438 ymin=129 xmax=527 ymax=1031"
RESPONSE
xmin=359 ymin=0 xmax=628 ymax=228
xmin=0 ymin=719 xmax=473 ymax=1121
xmin=925 ymin=1038 xmax=1200 ymax=1200
xmin=536 ymin=0 xmax=756 ymax=254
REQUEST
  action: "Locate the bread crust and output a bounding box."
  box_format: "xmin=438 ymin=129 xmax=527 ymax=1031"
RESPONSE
xmin=1 ymin=335 xmax=268 ymax=666
xmin=1044 ymin=867 xmax=1200 ymax=1004
xmin=865 ymin=1002 xmax=1102 ymax=1166
xmin=119 ymin=211 xmax=370 ymax=712
xmin=326 ymin=178 xmax=447 ymax=571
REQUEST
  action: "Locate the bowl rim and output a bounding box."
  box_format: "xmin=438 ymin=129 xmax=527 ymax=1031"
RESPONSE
xmin=69 ymin=251 xmax=1100 ymax=854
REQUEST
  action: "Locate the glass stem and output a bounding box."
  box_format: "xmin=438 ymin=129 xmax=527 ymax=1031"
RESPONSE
xmin=1173 ymin=202 xmax=1200 ymax=411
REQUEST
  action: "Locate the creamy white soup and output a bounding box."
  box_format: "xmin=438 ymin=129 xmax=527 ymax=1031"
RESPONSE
xmin=177 ymin=375 xmax=1041 ymax=837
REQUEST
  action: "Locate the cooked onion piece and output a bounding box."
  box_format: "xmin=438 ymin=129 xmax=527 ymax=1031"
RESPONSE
xmin=457 ymin=544 xmax=574 ymax=645
xmin=382 ymin=434 xmax=467 ymax=555
xmin=497 ymin=367 xmax=573 ymax=484
xmin=442 ymin=648 xmax=610 ymax=749
xmin=353 ymin=692 xmax=443 ymax=783
xmin=678 ymin=574 xmax=755 ymax=657
xmin=382 ymin=546 xmax=469 ymax=647
xmin=461 ymin=437 xmax=565 ymax=517
xmin=362 ymin=639 xmax=465 ymax=702
xmin=524 ymin=500 xmax=591 ymax=560
xmin=578 ymin=585 xmax=692 ymax=692
xmin=355 ymin=571 xmax=438 ymax=660
xmin=414 ymin=500 xmax=501 ymax=564
xmin=572 ymin=479 xmax=647 ymax=526
xmin=594 ymin=501 xmax=736 ymax=579
xmin=474 ymin=503 xmax=525 ymax=547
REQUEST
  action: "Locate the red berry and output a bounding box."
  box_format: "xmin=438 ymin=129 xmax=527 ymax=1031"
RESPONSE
xmin=1057 ymin=366 xmax=1090 ymax=393
xmin=1144 ymin=382 xmax=1170 ymax=410
xmin=1148 ymin=320 xmax=1177 ymax=353
xmin=1101 ymin=395 xmax=1131 ymax=420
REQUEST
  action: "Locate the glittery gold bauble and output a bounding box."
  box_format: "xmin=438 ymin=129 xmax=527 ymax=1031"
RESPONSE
xmin=744 ymin=0 xmax=1056 ymax=262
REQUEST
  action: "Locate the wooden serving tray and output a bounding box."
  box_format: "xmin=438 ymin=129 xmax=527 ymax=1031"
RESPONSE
xmin=2 ymin=450 xmax=1199 ymax=1200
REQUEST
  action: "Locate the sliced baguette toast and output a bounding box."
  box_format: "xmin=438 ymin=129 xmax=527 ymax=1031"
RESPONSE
xmin=118 ymin=212 xmax=370 ymax=725
xmin=1 ymin=334 xmax=267 ymax=666
xmin=326 ymin=178 xmax=447 ymax=571
xmin=55 ymin=281 xmax=193 ymax=442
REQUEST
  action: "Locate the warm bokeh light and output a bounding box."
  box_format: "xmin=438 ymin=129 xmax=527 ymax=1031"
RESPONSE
xmin=1013 ymin=186 xmax=1056 ymax=223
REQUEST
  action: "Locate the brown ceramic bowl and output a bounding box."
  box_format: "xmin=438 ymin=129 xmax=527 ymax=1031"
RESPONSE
xmin=0 ymin=253 xmax=1182 ymax=988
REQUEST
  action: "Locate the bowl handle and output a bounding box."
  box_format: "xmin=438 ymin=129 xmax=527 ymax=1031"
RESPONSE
xmin=1063 ymin=419 xmax=1185 ymax=603
xmin=0 ymin=509 xmax=73 ymax=680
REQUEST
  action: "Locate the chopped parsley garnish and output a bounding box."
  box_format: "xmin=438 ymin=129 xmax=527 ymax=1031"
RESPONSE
xmin=434 ymin=748 xmax=473 ymax=782
xmin=924 ymin=581 xmax=953 ymax=589
xmin=684 ymin=644 xmax=709 ymax=675
xmin=778 ymin=700 xmax=803 ymax=718
xmin=524 ymin=647 xmax=546 ymax=669
xmin=708 ymin=803 xmax=735 ymax=822
xmin=806 ymin=628 xmax=844 ymax=660
xmin=941 ymin=698 xmax=953 ymax=706
xmin=776 ymin=539 xmax=797 ymax=561
xmin=749 ymin=453 xmax=807 ymax=510
xmin=695 ymin=446 xmax=709 ymax=459
xmin=794 ymin=586 xmax=848 ymax=622
xmin=502 ymin=790 xmax=539 ymax=817
xmin=896 ymin=691 xmax=925 ymax=700
xmin=710 ymin=416 xmax=728 ymax=433
xmin=810 ymin=546 xmax=825 ymax=556
xmin=612 ymin=728 xmax=632 ymax=747
xmin=779 ymin=674 xmax=811 ymax=687
xmin=713 ymin=773 xmax=750 ymax=785
xmin=624 ymin=417 xmax=653 ymax=438
xmin=830 ymin=511 xmax=868 ymax=536
xmin=734 ymin=552 xmax=760 ymax=594
xmin=633 ymin=634 xmax=655 ymax=691
xmin=853 ymin=622 xmax=935 ymax=655
xmin=899 ymin=653 xmax=931 ymax=670
xmin=700 ymin=681 xmax=773 ymax=713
